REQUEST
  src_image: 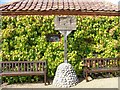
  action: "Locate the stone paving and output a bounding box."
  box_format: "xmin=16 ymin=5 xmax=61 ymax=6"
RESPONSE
xmin=1 ymin=77 xmax=119 ymax=88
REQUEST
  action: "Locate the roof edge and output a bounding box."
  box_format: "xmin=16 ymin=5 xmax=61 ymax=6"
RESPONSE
xmin=1 ymin=10 xmax=120 ymax=16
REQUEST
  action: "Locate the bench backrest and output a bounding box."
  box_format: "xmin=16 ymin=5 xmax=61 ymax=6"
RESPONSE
xmin=83 ymin=58 xmax=120 ymax=69
xmin=0 ymin=61 xmax=46 ymax=72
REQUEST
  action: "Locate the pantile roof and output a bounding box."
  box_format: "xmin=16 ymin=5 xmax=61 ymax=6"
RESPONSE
xmin=0 ymin=0 xmax=119 ymax=16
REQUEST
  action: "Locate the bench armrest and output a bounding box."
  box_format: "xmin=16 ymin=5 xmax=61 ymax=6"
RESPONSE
xmin=83 ymin=65 xmax=91 ymax=72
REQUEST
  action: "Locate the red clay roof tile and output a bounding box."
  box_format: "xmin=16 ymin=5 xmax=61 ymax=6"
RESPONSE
xmin=0 ymin=0 xmax=119 ymax=16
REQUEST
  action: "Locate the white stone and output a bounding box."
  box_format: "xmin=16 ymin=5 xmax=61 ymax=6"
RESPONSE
xmin=52 ymin=63 xmax=79 ymax=88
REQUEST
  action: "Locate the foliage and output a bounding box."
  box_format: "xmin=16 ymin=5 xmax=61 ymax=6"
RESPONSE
xmin=1 ymin=15 xmax=120 ymax=83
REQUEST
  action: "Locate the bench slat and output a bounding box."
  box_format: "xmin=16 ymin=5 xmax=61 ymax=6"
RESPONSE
xmin=0 ymin=61 xmax=46 ymax=72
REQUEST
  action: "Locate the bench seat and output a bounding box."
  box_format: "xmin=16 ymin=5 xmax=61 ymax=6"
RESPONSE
xmin=87 ymin=67 xmax=119 ymax=73
xmin=0 ymin=71 xmax=45 ymax=76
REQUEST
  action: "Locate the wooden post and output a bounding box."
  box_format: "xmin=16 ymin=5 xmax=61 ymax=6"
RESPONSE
xmin=64 ymin=31 xmax=67 ymax=63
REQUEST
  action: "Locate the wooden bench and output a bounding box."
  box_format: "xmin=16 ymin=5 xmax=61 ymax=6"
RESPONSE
xmin=0 ymin=61 xmax=47 ymax=85
xmin=83 ymin=58 xmax=120 ymax=82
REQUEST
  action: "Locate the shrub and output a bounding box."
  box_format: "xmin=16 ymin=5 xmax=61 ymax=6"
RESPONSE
xmin=1 ymin=16 xmax=119 ymax=83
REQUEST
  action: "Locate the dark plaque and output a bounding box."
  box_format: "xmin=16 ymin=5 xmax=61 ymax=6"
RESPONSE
xmin=46 ymin=34 xmax=61 ymax=42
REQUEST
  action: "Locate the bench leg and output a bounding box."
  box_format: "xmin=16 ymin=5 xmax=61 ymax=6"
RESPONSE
xmin=44 ymin=73 xmax=47 ymax=85
xmin=0 ymin=76 xmax=2 ymax=86
xmin=85 ymin=72 xmax=89 ymax=82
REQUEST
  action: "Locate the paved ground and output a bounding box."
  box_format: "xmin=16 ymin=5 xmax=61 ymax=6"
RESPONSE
xmin=1 ymin=77 xmax=119 ymax=88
